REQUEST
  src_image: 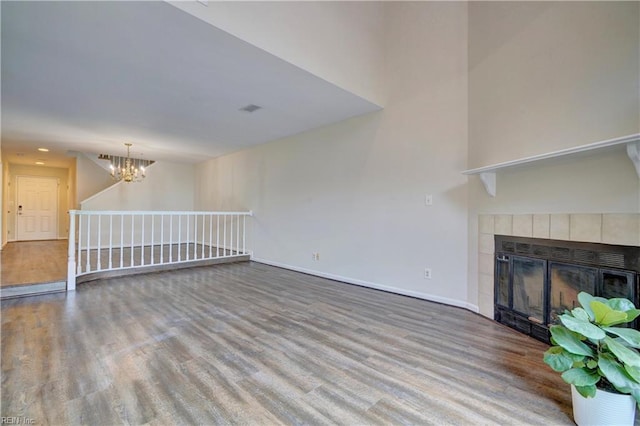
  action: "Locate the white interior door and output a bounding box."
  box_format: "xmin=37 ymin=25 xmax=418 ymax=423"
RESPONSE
xmin=16 ymin=176 xmax=58 ymax=241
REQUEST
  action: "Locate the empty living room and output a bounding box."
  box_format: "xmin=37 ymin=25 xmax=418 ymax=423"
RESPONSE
xmin=2 ymin=1 xmax=639 ymax=425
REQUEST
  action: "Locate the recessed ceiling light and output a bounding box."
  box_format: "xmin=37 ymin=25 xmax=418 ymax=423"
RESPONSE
xmin=38 ymin=147 xmax=49 ymax=152
xmin=35 ymin=161 xmax=45 ymax=165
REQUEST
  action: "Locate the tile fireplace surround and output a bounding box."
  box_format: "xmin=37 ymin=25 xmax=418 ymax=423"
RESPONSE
xmin=477 ymin=213 xmax=640 ymax=319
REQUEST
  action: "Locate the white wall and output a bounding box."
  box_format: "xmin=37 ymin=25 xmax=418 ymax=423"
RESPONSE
xmin=75 ymin=154 xmax=114 ymax=207
xmin=169 ymin=1 xmax=386 ymax=106
xmin=82 ymin=161 xmax=195 ymax=211
xmin=196 ymin=2 xmax=471 ymax=309
xmin=468 ymin=1 xmax=639 ymax=169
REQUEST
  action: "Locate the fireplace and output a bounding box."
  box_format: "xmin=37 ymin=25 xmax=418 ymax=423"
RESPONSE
xmin=494 ymin=235 xmax=639 ymax=343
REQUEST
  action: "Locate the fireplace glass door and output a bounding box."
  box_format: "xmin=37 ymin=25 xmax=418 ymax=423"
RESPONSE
xmin=549 ymin=262 xmax=597 ymax=324
xmin=512 ymin=256 xmax=545 ymax=324
xmin=600 ymin=269 xmax=635 ymax=300
xmin=494 ymin=235 xmax=639 ymax=342
xmin=495 ymin=255 xmax=510 ymax=308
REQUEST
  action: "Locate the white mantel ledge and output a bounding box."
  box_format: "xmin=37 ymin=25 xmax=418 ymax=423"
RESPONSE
xmin=464 ymin=133 xmax=640 ymax=197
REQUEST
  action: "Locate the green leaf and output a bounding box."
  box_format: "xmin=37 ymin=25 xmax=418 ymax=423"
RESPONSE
xmin=575 ymin=384 xmax=597 ymax=399
xmin=625 ymin=364 xmax=640 ymax=383
xmin=549 ymin=325 xmax=595 ymax=357
xmin=561 ymin=368 xmax=600 ymax=386
xmin=543 ymin=346 xmax=576 ymax=372
xmin=571 ymin=307 xmax=591 ymax=322
xmin=603 ymin=308 xmax=640 ymax=326
xmin=591 ymin=301 xmax=627 ymax=326
xmin=598 ymin=354 xmax=640 ymax=394
xmin=578 ymin=292 xmax=607 ymax=319
xmin=603 ymin=327 xmax=640 ymax=348
xmin=605 ymin=336 xmax=640 ymax=367
xmin=559 ymin=314 xmax=606 ymax=340
xmin=607 ymin=298 xmax=636 ymax=312
xmin=586 ymin=359 xmax=598 ymax=369
xmin=625 ymin=309 xmax=640 ymax=323
xmin=578 ymin=292 xmax=596 ymax=320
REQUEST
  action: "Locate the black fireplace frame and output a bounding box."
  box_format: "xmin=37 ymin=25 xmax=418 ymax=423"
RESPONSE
xmin=494 ymin=235 xmax=640 ymax=343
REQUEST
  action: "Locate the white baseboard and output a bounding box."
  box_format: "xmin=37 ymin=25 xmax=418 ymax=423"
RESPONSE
xmin=251 ymin=257 xmax=479 ymax=313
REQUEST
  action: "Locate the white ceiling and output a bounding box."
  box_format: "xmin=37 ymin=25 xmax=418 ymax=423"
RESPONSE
xmin=1 ymin=1 xmax=381 ymax=168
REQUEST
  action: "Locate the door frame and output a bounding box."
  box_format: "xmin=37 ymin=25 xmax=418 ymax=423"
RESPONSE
xmin=15 ymin=175 xmax=60 ymax=241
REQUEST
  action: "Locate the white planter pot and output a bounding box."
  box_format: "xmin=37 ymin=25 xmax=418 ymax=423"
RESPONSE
xmin=571 ymin=385 xmax=636 ymax=426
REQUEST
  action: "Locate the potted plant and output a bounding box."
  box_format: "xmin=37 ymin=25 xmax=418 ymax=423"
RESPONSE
xmin=543 ymin=291 xmax=640 ymax=425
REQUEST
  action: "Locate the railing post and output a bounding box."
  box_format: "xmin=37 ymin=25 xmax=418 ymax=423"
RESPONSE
xmin=216 ymin=215 xmax=220 ymax=257
xmin=242 ymin=214 xmax=246 ymax=255
xmin=97 ymin=215 xmax=102 ymax=271
xmin=236 ymin=214 xmax=240 ymax=255
xmin=86 ymin=215 xmax=91 ymax=273
xmin=201 ymin=214 xmax=205 ymax=259
xmin=208 ymin=214 xmax=213 ymax=258
xmin=67 ymin=210 xmax=77 ymax=291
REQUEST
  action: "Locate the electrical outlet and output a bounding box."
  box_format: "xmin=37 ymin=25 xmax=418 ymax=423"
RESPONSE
xmin=424 ymin=268 xmax=432 ymax=279
xmin=312 ymin=252 xmax=320 ymax=261
xmin=425 ymin=194 xmax=433 ymax=206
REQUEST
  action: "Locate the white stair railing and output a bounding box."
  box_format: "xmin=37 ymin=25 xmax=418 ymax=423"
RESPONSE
xmin=67 ymin=210 xmax=252 ymax=290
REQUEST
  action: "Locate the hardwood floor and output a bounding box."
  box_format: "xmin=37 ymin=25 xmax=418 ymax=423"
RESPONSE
xmin=0 ymin=240 xmax=67 ymax=287
xmin=1 ymin=261 xmax=581 ymax=425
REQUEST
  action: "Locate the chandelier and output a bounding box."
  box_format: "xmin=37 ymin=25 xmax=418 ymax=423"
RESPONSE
xmin=99 ymin=143 xmax=154 ymax=183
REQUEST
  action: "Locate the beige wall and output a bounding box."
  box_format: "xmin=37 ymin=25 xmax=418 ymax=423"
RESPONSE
xmin=468 ymin=1 xmax=639 ymax=169
xmin=7 ymin=164 xmax=71 ymax=240
xmin=1 ymin=161 xmax=7 ymax=247
xmin=82 ymin=161 xmax=195 ymax=211
xmin=471 ymin=148 xmax=639 ymax=215
xmin=196 ymin=2 xmax=472 ymax=309
xmin=170 ymin=1 xmax=386 ymax=106
xmin=75 ymin=154 xmax=114 ymax=206
xmin=68 ymin=159 xmax=77 ymax=211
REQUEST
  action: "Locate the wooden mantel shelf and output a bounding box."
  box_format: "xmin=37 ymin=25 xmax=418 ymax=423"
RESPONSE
xmin=462 ymin=133 xmax=640 ymax=197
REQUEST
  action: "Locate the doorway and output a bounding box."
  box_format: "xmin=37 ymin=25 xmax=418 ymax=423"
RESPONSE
xmin=16 ymin=175 xmax=59 ymax=241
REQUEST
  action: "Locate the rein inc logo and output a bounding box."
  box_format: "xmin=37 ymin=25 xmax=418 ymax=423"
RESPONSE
xmin=1 ymin=418 xmax=35 ymax=425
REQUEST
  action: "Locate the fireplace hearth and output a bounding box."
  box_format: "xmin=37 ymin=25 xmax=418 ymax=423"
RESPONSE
xmin=494 ymin=235 xmax=639 ymax=343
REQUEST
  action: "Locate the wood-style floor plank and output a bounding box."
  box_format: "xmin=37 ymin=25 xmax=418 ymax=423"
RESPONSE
xmin=2 ymin=261 xmax=591 ymax=425
xmin=1 ymin=240 xmax=67 ymax=287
